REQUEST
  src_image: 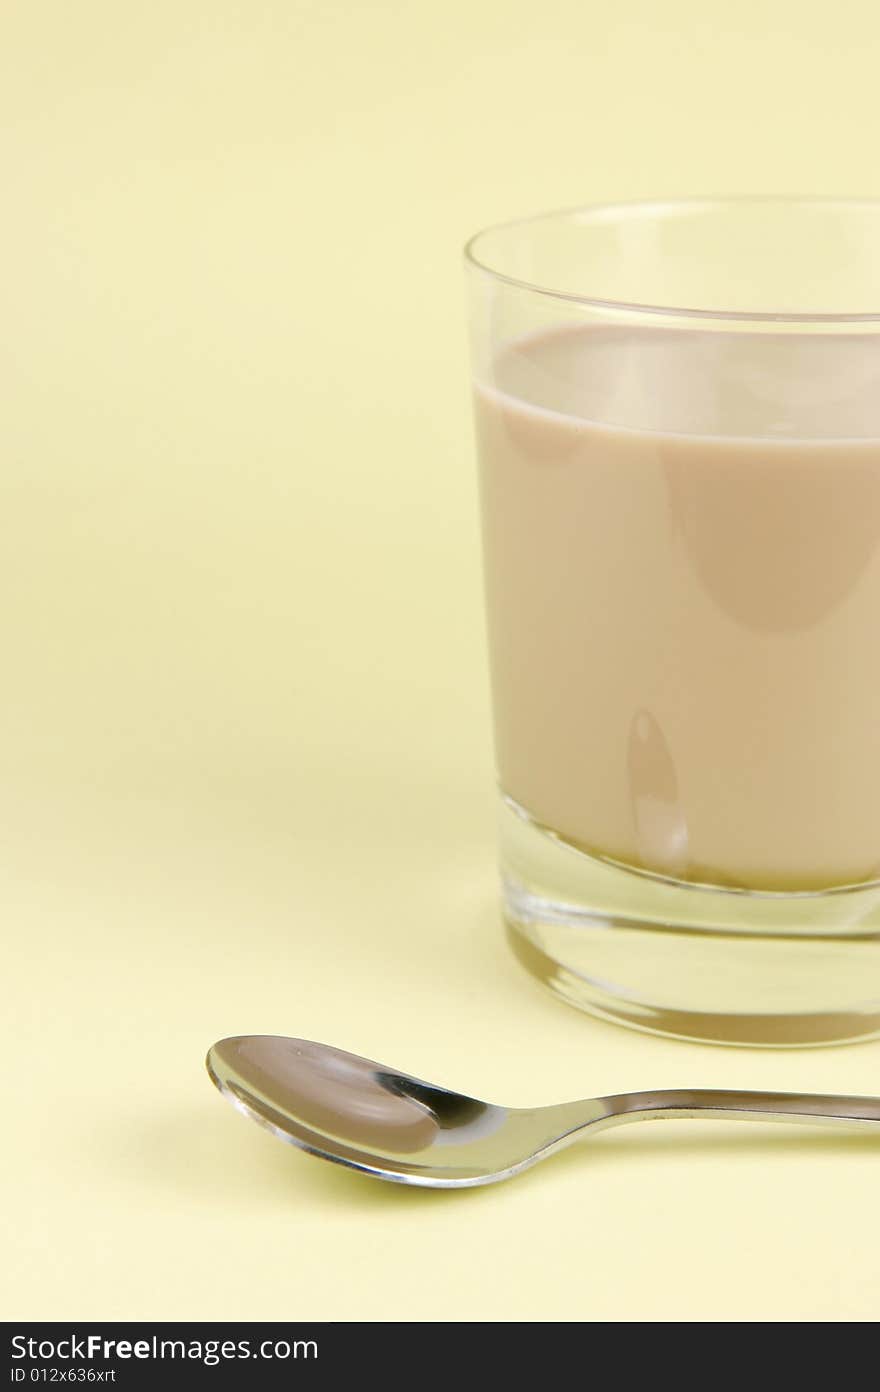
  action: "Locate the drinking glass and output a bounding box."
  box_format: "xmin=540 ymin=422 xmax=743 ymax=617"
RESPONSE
xmin=466 ymin=198 xmax=880 ymax=1045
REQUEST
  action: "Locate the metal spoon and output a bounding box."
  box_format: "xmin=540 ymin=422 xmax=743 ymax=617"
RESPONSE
xmin=206 ymin=1034 xmax=880 ymax=1189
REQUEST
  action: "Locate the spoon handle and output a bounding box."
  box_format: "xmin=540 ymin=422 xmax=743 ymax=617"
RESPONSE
xmin=593 ymin=1088 xmax=880 ymax=1132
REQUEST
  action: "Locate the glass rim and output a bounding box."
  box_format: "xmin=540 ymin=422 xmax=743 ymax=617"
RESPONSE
xmin=463 ymin=196 xmax=880 ymax=325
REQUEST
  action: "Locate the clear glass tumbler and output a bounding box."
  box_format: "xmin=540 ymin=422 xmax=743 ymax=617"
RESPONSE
xmin=466 ymin=198 xmax=880 ymax=1046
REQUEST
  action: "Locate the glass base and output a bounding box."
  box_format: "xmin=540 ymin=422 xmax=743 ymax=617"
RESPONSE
xmin=500 ymin=795 xmax=880 ymax=1047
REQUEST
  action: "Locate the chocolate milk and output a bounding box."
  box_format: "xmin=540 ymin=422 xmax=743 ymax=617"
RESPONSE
xmin=475 ymin=326 xmax=880 ymax=891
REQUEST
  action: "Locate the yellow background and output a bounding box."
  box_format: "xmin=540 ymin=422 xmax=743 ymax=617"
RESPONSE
xmin=4 ymin=0 xmax=880 ymax=1322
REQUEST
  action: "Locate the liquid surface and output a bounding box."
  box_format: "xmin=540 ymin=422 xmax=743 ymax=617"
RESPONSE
xmin=475 ymin=326 xmax=880 ymax=891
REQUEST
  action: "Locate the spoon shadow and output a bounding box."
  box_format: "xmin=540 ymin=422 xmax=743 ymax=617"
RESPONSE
xmin=118 ymin=1105 xmax=476 ymax=1211
xmin=121 ymin=1104 xmax=880 ymax=1210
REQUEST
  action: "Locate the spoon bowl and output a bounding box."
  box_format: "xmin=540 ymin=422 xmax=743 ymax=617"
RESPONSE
xmin=206 ymin=1035 xmax=555 ymax=1187
xmin=207 ymin=1035 xmax=880 ymax=1188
